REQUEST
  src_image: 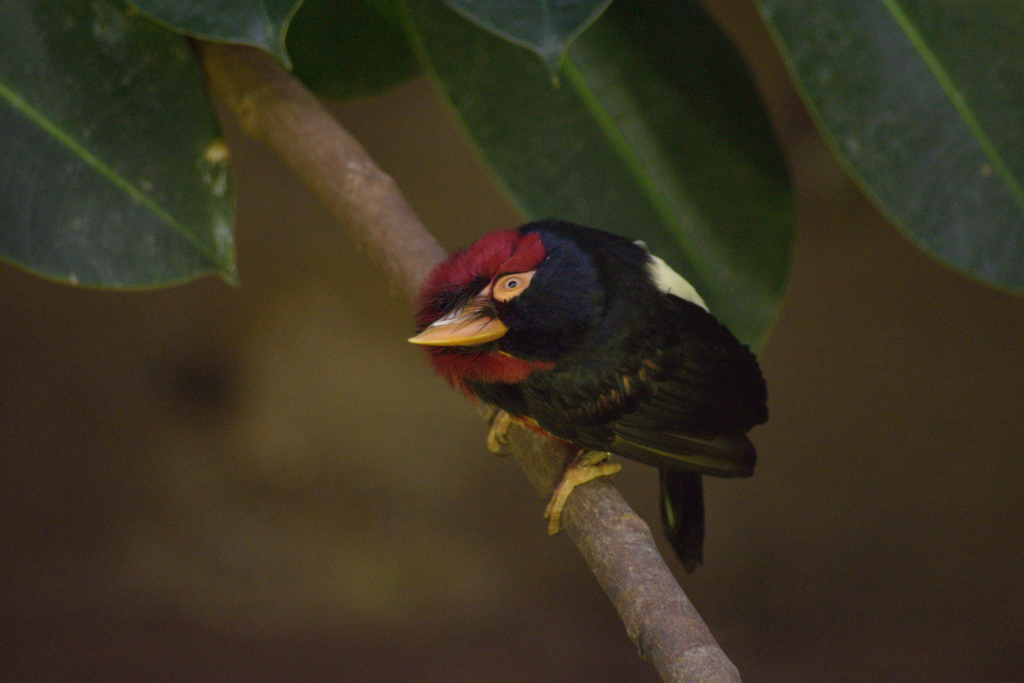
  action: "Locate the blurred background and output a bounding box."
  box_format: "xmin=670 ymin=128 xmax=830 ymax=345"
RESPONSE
xmin=2 ymin=2 xmax=1023 ymax=681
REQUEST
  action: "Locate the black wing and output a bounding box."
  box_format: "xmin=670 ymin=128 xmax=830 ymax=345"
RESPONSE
xmin=607 ymin=297 xmax=767 ymax=477
xmin=492 ymin=297 xmax=766 ymax=478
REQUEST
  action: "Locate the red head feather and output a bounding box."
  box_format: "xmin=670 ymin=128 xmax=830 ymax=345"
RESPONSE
xmin=416 ymin=229 xmax=546 ymax=329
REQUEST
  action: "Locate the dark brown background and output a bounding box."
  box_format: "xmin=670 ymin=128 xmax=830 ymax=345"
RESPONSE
xmin=3 ymin=2 xmax=1023 ymax=681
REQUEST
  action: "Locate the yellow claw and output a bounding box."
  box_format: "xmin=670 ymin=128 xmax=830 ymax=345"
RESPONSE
xmin=543 ymin=451 xmax=621 ymax=535
xmin=486 ymin=410 xmax=513 ymax=454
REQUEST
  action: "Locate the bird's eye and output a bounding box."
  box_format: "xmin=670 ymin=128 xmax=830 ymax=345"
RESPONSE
xmin=493 ymin=270 xmax=536 ymax=302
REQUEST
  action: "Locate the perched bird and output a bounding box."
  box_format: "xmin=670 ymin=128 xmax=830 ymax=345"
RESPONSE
xmin=409 ymin=220 xmax=767 ymax=571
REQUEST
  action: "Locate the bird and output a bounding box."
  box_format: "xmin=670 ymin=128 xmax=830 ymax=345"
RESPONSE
xmin=409 ymin=220 xmax=767 ymax=572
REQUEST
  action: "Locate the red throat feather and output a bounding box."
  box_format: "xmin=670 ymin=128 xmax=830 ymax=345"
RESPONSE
xmin=430 ymin=351 xmax=555 ymax=394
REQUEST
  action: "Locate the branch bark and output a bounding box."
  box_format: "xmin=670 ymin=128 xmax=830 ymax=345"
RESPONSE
xmin=197 ymin=41 xmax=741 ymax=683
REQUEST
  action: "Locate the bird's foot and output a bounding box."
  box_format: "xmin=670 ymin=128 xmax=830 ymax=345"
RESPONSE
xmin=543 ymin=451 xmax=621 ymax=535
xmin=486 ymin=409 xmax=513 ymax=454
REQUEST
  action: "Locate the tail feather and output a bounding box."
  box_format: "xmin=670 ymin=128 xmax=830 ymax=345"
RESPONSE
xmin=660 ymin=469 xmax=705 ymax=573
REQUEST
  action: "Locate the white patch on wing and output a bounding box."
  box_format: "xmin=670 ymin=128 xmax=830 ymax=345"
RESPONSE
xmin=635 ymin=240 xmax=708 ymax=310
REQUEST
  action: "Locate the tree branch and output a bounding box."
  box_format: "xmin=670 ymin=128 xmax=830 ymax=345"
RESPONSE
xmin=197 ymin=41 xmax=741 ymax=683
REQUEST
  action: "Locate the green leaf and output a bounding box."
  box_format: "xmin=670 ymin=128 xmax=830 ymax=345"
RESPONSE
xmin=443 ymin=0 xmax=613 ymax=73
xmin=0 ymin=0 xmax=235 ymax=288
xmin=128 ymin=0 xmax=303 ymax=68
xmin=288 ymin=0 xmax=420 ymax=99
xmin=756 ymin=0 xmax=1024 ymax=294
xmin=405 ymin=0 xmax=793 ymax=347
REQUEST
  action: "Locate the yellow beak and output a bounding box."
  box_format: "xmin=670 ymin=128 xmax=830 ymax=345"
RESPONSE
xmin=408 ymin=299 xmax=509 ymax=347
